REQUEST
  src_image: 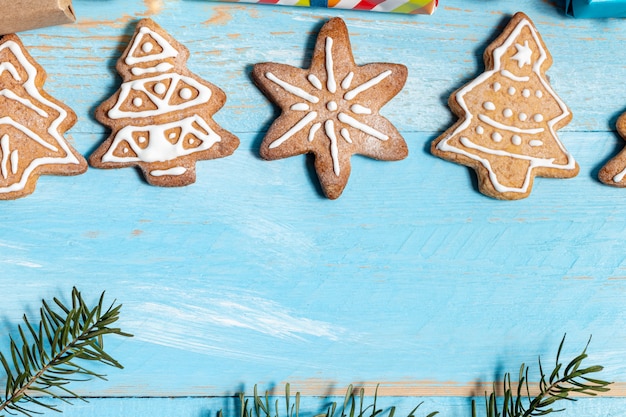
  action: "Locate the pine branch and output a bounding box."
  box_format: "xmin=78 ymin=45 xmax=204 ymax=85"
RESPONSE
xmin=472 ymin=335 xmax=611 ymax=417
xmin=0 ymin=287 xmax=133 ymax=417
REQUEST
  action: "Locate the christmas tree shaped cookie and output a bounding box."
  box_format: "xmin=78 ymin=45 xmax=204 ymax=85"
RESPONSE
xmin=431 ymin=12 xmax=578 ymax=200
xmin=598 ymin=113 xmax=626 ymax=186
xmin=0 ymin=34 xmax=86 ymax=200
xmin=252 ymin=17 xmax=408 ymax=200
xmin=90 ymin=19 xmax=239 ymax=187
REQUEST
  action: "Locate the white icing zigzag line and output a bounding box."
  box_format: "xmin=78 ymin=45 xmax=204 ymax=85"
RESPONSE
xmin=102 ymin=114 xmax=221 ymax=164
xmin=0 ymin=63 xmax=21 ymax=81
xmin=477 ymin=114 xmax=544 ymax=134
xmin=125 ymin=26 xmax=179 ymax=66
xmin=0 ymin=41 xmax=80 ymax=194
xmin=435 ymin=18 xmax=575 ymax=194
xmin=131 ymin=62 xmax=174 ymax=76
xmin=0 ymin=89 xmax=48 ymax=117
xmin=107 ymin=73 xmax=212 ymax=119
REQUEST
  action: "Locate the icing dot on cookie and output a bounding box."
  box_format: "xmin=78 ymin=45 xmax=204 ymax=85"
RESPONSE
xmin=189 ymin=138 xmax=195 ymax=145
xmin=142 ymin=42 xmax=154 ymax=53
xmin=491 ymin=132 xmax=502 ymax=142
xmin=154 ymin=82 xmax=166 ymax=95
xmin=508 ymin=87 xmax=516 ymax=95
xmin=503 ymin=108 xmax=513 ymax=118
xmin=138 ymin=136 xmax=146 ymax=144
xmin=123 ymin=147 xmax=129 ymax=153
xmin=476 ymin=126 xmax=484 ymax=134
xmin=522 ymin=89 xmax=531 ymax=98
xmin=536 ymin=90 xmax=543 ymax=98
xmin=493 ymin=82 xmax=501 ymax=92
xmin=533 ymin=114 xmax=544 ymax=122
xmin=179 ymin=88 xmax=193 ymax=100
xmin=529 ymin=140 xmax=543 ymax=147
xmin=483 ymin=101 xmax=496 ymax=111
xmin=133 ymin=97 xmax=143 ymax=107
xmin=512 ymin=135 xmax=522 ymax=146
xmin=326 ymin=101 xmax=338 ymax=111
xmin=169 ymin=132 xmax=177 ymax=139
xmin=519 ymin=113 xmax=528 ymax=122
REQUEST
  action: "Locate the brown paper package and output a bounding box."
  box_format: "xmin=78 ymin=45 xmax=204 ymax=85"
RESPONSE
xmin=1 ymin=0 xmax=75 ymax=35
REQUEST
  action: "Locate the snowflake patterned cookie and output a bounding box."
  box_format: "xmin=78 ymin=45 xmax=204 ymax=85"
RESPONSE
xmin=431 ymin=12 xmax=578 ymax=200
xmin=0 ymin=34 xmax=86 ymax=200
xmin=252 ymin=17 xmax=408 ymax=199
xmin=598 ymin=113 xmax=626 ymax=186
xmin=90 ymin=19 xmax=239 ymax=187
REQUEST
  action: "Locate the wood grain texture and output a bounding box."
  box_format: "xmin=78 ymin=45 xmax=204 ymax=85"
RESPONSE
xmin=2 ymin=0 xmax=626 ymax=407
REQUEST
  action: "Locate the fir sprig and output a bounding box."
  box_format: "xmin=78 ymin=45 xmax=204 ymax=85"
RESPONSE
xmin=472 ymin=335 xmax=611 ymax=417
xmin=0 ymin=287 xmax=132 ymax=417
xmin=234 ymin=384 xmax=438 ymax=417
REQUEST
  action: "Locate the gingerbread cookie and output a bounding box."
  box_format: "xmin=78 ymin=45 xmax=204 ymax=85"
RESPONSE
xmin=252 ymin=17 xmax=408 ymax=200
xmin=598 ymin=113 xmax=626 ymax=186
xmin=90 ymin=19 xmax=239 ymax=187
xmin=431 ymin=12 xmax=578 ymax=200
xmin=0 ymin=34 xmax=86 ymax=200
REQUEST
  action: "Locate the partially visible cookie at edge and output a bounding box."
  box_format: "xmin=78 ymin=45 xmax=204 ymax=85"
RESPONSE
xmin=0 ymin=33 xmax=86 ymax=200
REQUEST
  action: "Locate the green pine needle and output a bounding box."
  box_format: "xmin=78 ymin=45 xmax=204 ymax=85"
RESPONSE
xmin=472 ymin=335 xmax=611 ymax=417
xmin=0 ymin=287 xmax=133 ymax=417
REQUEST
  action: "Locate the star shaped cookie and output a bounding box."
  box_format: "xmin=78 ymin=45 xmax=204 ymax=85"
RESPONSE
xmin=252 ymin=17 xmax=408 ymax=199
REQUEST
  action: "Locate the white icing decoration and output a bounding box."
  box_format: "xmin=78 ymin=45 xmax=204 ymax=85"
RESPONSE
xmin=179 ymin=87 xmax=192 ymax=100
xmin=325 ymin=37 xmax=336 ymax=93
xmin=308 ymin=122 xmax=321 ymax=142
xmin=337 ymin=112 xmax=388 ymax=141
xmin=533 ymin=114 xmax=544 ymax=122
xmin=483 ymin=101 xmax=496 ymax=111
xmin=0 ymin=41 xmax=80 ymax=195
xmin=529 ymin=140 xmax=543 ymax=147
xmin=493 ymin=82 xmax=501 ymax=92
xmin=507 ymin=86 xmax=516 ymax=95
xmin=123 ymin=147 xmax=129 ymax=154
xmin=503 ymin=108 xmax=513 ymax=118
xmin=154 ymin=82 xmax=166 ymax=95
xmin=102 ymin=115 xmax=221 ymax=163
xmin=1 ymin=134 xmax=8 ymax=179
xmin=519 ymin=113 xmax=528 ymax=121
xmin=476 ymin=126 xmax=484 ymax=134
xmin=0 ymin=88 xmax=48 ymax=117
xmin=107 ymin=73 xmax=213 ymax=119
xmin=536 ymin=90 xmax=543 ymax=98
xmin=0 ymin=62 xmax=21 ymax=81
xmin=350 ymin=104 xmax=371 ymax=115
xmin=341 ymin=72 xmax=354 ymax=89
xmin=307 ymin=74 xmax=322 ymax=90
xmin=613 ymin=167 xmax=626 ymax=183
xmin=168 ymin=132 xmax=177 ymax=139
xmin=436 ymin=17 xmax=576 ymax=194
xmin=133 ymin=97 xmax=143 ymax=107
xmin=10 ymin=149 xmax=17 ymax=175
xmin=511 ymin=135 xmax=522 ymax=145
xmin=188 ymin=138 xmax=194 ymax=145
xmin=344 ymin=70 xmax=392 ymax=100
xmin=266 ymin=72 xmax=319 ymax=103
xmin=326 ymin=101 xmax=337 ymax=111
xmin=131 ymin=63 xmax=174 ymax=76
xmin=138 ymin=136 xmax=146 ymax=143
xmin=500 ymin=70 xmax=529 ymax=82
xmin=291 ymin=103 xmax=309 ymax=111
xmin=511 ymin=40 xmax=532 ymax=68
xmin=491 ymin=132 xmax=502 ymax=142
xmin=268 ymin=111 xmax=318 ymax=149
xmin=340 ymin=128 xmax=352 ymax=144
xmin=478 ymin=114 xmax=544 ymax=134
xmin=522 ymin=88 xmax=531 ymax=98
xmin=125 ymin=26 xmax=178 ymax=65
xmin=142 ymin=42 xmax=154 ymax=53
xmin=325 ymin=119 xmax=340 ymax=176
xmin=150 ymin=167 xmax=187 ymax=177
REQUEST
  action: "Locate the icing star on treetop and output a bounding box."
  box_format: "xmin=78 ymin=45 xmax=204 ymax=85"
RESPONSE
xmin=512 ymin=40 xmax=532 ymax=68
xmin=252 ymin=17 xmax=408 ymax=199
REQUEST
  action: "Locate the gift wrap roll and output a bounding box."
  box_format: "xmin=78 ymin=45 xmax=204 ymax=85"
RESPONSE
xmin=220 ymin=0 xmax=437 ymax=14
xmin=0 ymin=0 xmax=75 ymax=35
xmin=566 ymin=0 xmax=626 ymax=17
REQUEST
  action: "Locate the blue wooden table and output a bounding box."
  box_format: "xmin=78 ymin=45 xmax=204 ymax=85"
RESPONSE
xmin=2 ymin=0 xmax=626 ymax=415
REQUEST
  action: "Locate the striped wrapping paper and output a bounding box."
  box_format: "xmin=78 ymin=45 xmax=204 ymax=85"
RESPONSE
xmin=219 ymin=0 xmax=437 ymax=14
